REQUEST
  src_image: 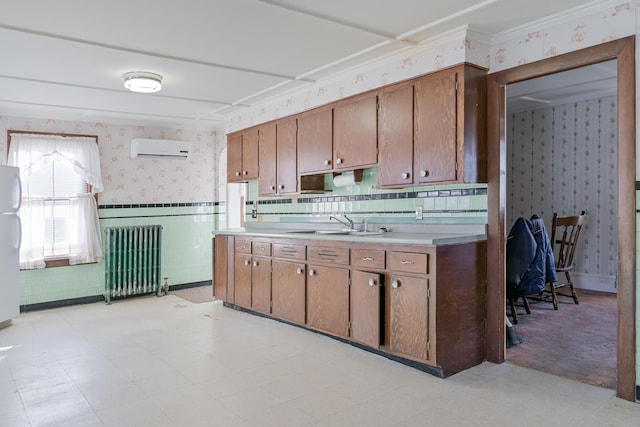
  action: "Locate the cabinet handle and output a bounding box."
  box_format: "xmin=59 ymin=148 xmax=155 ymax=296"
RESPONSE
xmin=391 ymin=280 xmax=399 ymax=289
xmin=336 ymin=157 xmax=343 ymax=165
xmin=420 ymin=170 xmax=429 ymax=178
xmin=401 ymin=172 xmax=410 ymax=179
xmin=323 ymin=159 xmax=331 ymax=166
xmin=296 ymin=267 xmax=304 ymax=275
xmin=260 ymin=247 xmax=265 ymax=251
xmin=244 ymin=259 xmax=250 ymax=266
xmin=235 ymin=171 xmax=241 ymax=177
xmin=401 ymin=260 xmax=414 ymax=265
xmin=253 ymin=261 xmax=258 ymax=267
xmin=368 ymin=278 xmax=376 ymax=287
xmin=362 ymin=257 xmax=374 ymax=261
xmin=309 ymin=269 xmax=315 ymax=276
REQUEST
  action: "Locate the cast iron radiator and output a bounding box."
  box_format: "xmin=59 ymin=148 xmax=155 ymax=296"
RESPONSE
xmin=104 ymin=225 xmax=163 ymax=303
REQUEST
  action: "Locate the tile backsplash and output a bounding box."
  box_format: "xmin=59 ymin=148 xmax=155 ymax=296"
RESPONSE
xmin=245 ymin=168 xmax=487 ymax=226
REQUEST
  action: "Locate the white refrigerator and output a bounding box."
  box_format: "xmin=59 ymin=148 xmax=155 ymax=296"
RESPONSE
xmin=0 ymin=165 xmax=21 ymax=327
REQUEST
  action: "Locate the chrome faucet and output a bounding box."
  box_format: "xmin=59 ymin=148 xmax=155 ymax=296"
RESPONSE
xmin=329 ymin=215 xmax=354 ymax=230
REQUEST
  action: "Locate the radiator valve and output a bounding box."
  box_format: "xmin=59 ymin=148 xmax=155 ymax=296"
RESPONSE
xmin=158 ymin=277 xmax=170 ymax=296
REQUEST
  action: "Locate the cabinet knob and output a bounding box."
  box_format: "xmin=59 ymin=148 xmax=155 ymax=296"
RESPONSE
xmin=260 ymin=247 xmax=265 ymax=251
xmin=391 ymin=280 xmax=399 ymax=289
xmin=253 ymin=261 xmax=258 ymax=267
xmin=420 ymin=170 xmax=429 ymax=178
xmin=235 ymin=171 xmax=241 ymax=177
xmin=242 ymin=170 xmax=248 ymax=175
xmin=323 ymin=159 xmax=331 ymax=166
xmin=296 ymin=267 xmax=304 ymax=275
xmin=309 ymin=269 xmax=315 ymax=276
xmin=402 ymin=172 xmax=410 ymax=179
xmin=270 ymin=185 xmax=276 ymax=190
xmin=244 ymin=259 xmax=250 ymax=266
xmin=279 ymin=184 xmax=285 ymax=190
xmin=336 ymin=157 xmax=343 ymax=165
xmin=368 ymin=278 xmax=376 ymax=287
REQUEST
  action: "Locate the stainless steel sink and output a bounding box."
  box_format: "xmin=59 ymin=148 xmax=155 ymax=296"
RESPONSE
xmin=285 ymin=229 xmax=382 ymax=236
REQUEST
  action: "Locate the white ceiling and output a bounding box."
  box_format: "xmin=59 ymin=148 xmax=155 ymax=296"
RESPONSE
xmin=0 ymin=0 xmax=604 ymax=130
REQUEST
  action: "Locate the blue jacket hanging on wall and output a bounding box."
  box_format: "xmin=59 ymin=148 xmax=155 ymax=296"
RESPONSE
xmin=506 ymin=215 xmax=557 ymax=299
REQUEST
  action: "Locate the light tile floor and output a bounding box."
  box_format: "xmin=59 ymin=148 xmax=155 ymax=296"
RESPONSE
xmin=1 ymin=294 xmax=639 ymax=426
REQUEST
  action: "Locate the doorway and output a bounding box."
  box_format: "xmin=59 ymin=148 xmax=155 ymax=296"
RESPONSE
xmin=504 ymin=62 xmax=618 ymax=389
xmin=486 ymin=37 xmax=636 ymax=400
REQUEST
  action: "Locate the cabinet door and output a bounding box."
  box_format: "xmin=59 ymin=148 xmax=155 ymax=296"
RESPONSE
xmin=388 ymin=274 xmax=430 ymax=361
xmin=258 ymin=123 xmax=277 ymax=195
xmin=234 ymin=254 xmax=252 ymax=308
xmin=350 ymin=270 xmax=382 ymax=348
xmin=227 ymin=133 xmax=243 ymax=183
xmin=307 ymin=264 xmax=349 ymax=337
xmin=242 ymin=128 xmax=259 ymax=181
xmin=251 ymin=256 xmax=272 ymax=314
xmin=272 ymin=260 xmax=306 ymax=324
xmin=276 ymin=118 xmax=298 ymax=194
xmin=414 ymin=70 xmax=458 ymax=184
xmin=213 ymin=236 xmax=229 ymax=302
xmin=298 ymin=108 xmax=333 ymax=174
xmin=378 ymin=84 xmax=414 ymax=187
xmin=333 ymin=94 xmax=378 ymax=171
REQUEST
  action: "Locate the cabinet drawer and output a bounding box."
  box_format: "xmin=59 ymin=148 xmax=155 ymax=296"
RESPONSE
xmin=351 ymin=248 xmax=385 ymax=269
xmin=235 ymin=239 xmax=252 ymax=254
xmin=388 ymin=251 xmax=428 ymax=274
xmin=272 ymin=243 xmax=306 ymax=260
xmin=308 ymin=246 xmax=349 ymax=265
xmin=252 ymin=241 xmax=272 ymax=256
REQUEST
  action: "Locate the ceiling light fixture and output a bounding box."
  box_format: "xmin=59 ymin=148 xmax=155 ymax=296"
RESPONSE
xmin=123 ymin=71 xmax=163 ymax=93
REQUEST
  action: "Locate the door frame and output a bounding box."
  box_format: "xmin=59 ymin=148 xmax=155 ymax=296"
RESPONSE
xmin=486 ymin=36 xmax=636 ymax=400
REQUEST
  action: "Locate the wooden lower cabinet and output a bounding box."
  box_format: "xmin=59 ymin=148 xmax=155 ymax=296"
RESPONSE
xmin=306 ymin=264 xmax=350 ymax=337
xmin=271 ymin=260 xmax=306 ymax=324
xmin=234 ymin=253 xmax=252 ymax=308
xmin=350 ymin=270 xmax=382 ymax=349
xmin=217 ymin=233 xmax=487 ymax=378
xmin=213 ymin=235 xmax=232 ymax=303
xmin=387 ymin=274 xmax=431 ymax=362
xmin=251 ymin=256 xmax=271 ymax=314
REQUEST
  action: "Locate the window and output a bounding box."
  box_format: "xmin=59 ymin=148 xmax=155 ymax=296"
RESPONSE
xmin=7 ymin=132 xmax=104 ymax=269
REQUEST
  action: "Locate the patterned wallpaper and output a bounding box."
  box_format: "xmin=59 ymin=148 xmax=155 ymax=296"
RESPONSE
xmin=226 ymin=1 xmax=636 ymax=135
xmin=490 ymin=1 xmax=635 ymax=73
xmin=506 ymin=96 xmax=618 ymax=280
xmin=0 ymin=116 xmax=218 ymax=205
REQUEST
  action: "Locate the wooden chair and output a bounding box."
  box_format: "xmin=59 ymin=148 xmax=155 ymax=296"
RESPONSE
xmin=545 ymin=211 xmax=586 ymax=309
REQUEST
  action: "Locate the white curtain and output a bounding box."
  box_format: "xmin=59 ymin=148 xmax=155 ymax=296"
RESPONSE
xmin=18 ymin=198 xmax=46 ymax=269
xmin=7 ymin=133 xmax=104 ymax=268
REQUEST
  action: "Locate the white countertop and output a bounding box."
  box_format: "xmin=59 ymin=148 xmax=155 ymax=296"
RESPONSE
xmin=213 ymin=224 xmax=486 ymax=245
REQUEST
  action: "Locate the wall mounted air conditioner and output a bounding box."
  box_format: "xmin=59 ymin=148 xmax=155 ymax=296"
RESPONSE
xmin=130 ymin=138 xmax=191 ymax=159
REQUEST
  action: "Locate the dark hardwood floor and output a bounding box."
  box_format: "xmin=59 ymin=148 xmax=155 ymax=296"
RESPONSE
xmin=507 ymin=289 xmax=616 ymax=389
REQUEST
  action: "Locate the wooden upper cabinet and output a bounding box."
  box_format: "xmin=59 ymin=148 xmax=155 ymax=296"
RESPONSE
xmin=226 ymin=133 xmax=243 ymax=183
xmin=297 ymin=108 xmax=333 ymax=175
xmin=258 ymin=123 xmax=277 ymax=195
xmin=276 ymin=118 xmax=298 ymax=194
xmin=242 ymin=128 xmax=259 ymax=181
xmin=378 ymin=83 xmax=414 ymax=187
xmin=333 ymin=93 xmax=378 ymax=171
xmin=379 ymin=64 xmax=486 ymax=188
xmin=227 ymin=128 xmax=259 ymax=183
xmin=414 ymin=69 xmax=458 ymax=184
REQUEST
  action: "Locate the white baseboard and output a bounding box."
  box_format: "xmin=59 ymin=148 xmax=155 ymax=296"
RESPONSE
xmin=571 ymin=272 xmax=616 ymax=294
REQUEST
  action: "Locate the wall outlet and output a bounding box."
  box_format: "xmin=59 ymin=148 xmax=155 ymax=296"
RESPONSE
xmin=415 ymin=206 xmax=423 ymax=220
